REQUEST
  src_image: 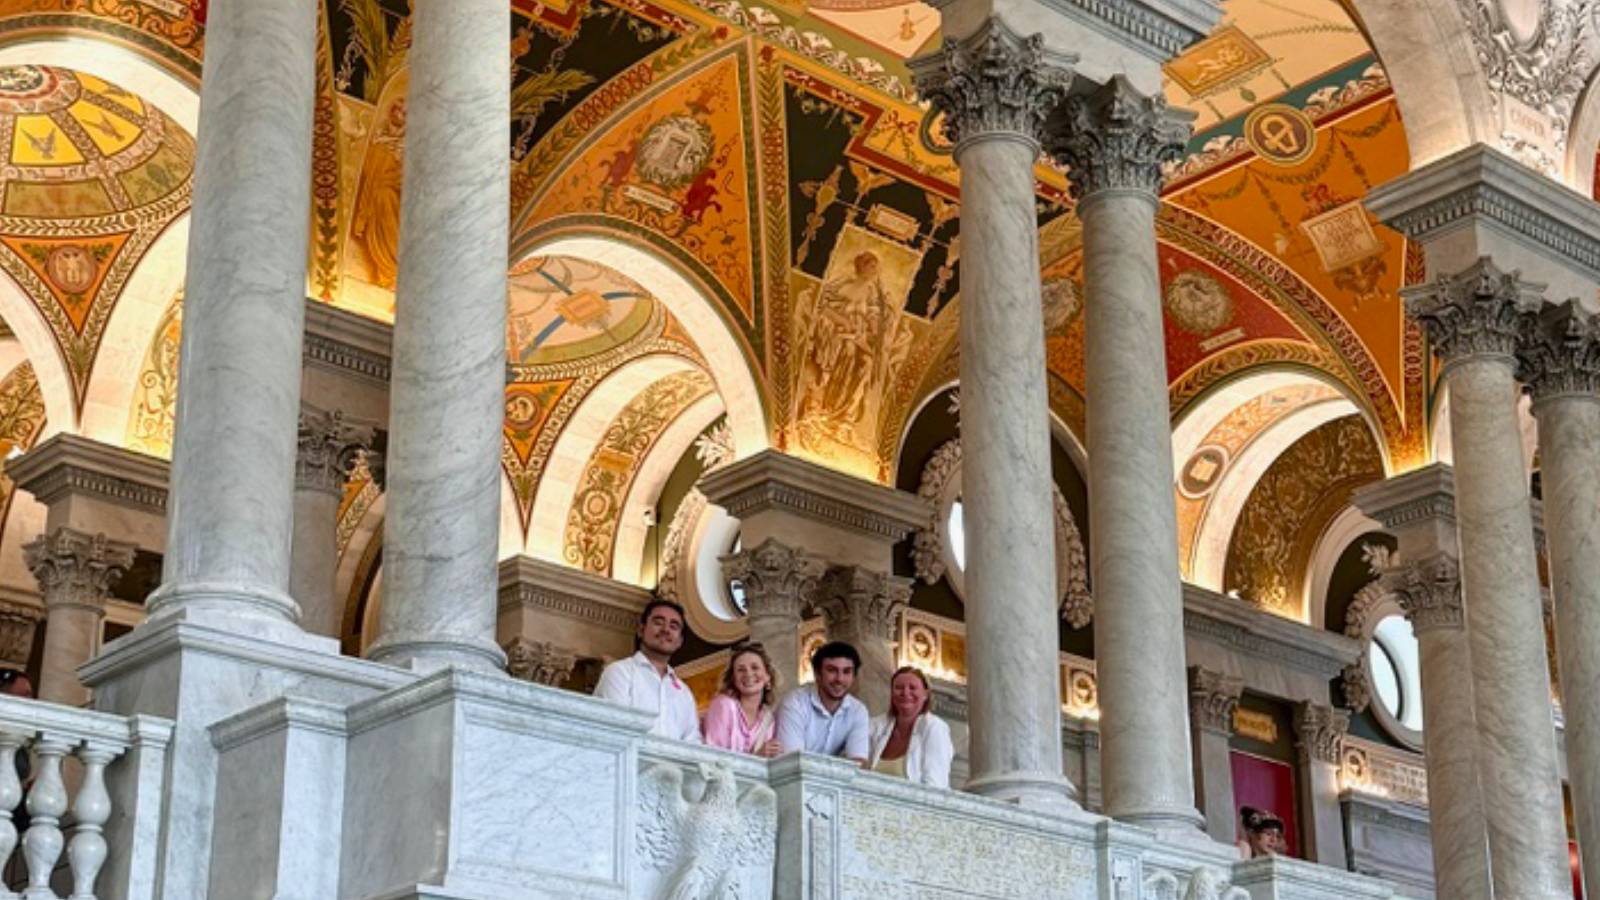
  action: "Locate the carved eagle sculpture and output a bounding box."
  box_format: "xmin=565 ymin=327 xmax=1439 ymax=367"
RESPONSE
xmin=637 ymin=761 xmax=778 ymax=900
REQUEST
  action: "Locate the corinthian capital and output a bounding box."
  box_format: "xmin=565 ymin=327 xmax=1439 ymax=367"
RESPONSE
xmin=23 ymin=527 xmax=137 ymax=613
xmin=1402 ymin=256 xmax=1545 ymax=370
xmin=813 ymin=564 xmax=912 ymax=644
xmin=502 ymin=637 xmax=578 ymax=687
xmin=721 ymin=537 xmax=825 ymax=622
xmin=909 ymin=18 xmax=1075 ymax=151
xmin=1294 ymin=702 xmax=1350 ymax=765
xmin=297 ymin=403 xmax=377 ymax=496
xmin=1046 ymin=75 xmax=1192 ymax=199
xmin=1516 ymin=299 xmax=1600 ymax=403
xmin=1188 ymin=666 xmax=1244 ymax=735
xmin=1380 ymin=551 xmax=1463 ymax=634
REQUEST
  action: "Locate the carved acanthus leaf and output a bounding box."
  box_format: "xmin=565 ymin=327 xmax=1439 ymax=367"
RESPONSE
xmin=909 ymin=18 xmax=1075 ymax=148
xmin=1403 ymin=256 xmax=1545 ymax=366
xmin=1047 ymin=75 xmax=1192 ymax=198
xmin=1517 ymin=298 xmax=1600 ymax=401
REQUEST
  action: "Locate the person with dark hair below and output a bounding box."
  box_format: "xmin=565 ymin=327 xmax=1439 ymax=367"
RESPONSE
xmin=700 ymin=642 xmax=782 ymax=757
xmin=867 ymin=666 xmax=953 ymax=787
xmin=593 ymin=599 xmax=701 ymax=743
xmin=1237 ymin=805 xmax=1288 ymax=859
xmin=775 ymin=641 xmax=869 ymax=764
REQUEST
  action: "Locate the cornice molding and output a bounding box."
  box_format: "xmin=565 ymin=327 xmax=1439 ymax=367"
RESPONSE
xmin=698 ymin=450 xmax=932 ymax=543
xmin=1367 ymin=144 xmax=1600 ymax=283
xmin=1033 ymin=0 xmax=1219 ymax=59
xmin=7 ymin=434 xmax=169 ymax=514
xmin=1182 ymin=584 xmax=1360 ymax=679
xmin=496 ymin=555 xmax=650 ymax=634
xmin=303 ymin=299 xmax=392 ymax=385
xmin=1351 ymin=464 xmax=1456 ymax=531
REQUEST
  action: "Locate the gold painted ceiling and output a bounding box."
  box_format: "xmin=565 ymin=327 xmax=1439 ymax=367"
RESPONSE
xmin=0 ymin=0 xmax=1442 ymax=586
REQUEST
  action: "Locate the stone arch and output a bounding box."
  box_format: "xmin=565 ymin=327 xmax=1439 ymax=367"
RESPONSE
xmin=1565 ymin=71 xmax=1600 ymax=196
xmin=611 ymin=392 xmax=724 ymax=586
xmin=513 ymin=230 xmax=769 ymax=457
xmin=1174 ymin=366 xmax=1373 ymax=595
xmin=1342 ymin=0 xmax=1498 ymax=168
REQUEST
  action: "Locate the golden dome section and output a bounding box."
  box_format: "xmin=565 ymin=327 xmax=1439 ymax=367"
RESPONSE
xmin=0 ymin=65 xmax=193 ymax=220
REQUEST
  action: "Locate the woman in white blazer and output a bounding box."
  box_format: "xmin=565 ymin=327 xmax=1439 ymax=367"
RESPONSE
xmin=867 ymin=666 xmax=954 ymax=788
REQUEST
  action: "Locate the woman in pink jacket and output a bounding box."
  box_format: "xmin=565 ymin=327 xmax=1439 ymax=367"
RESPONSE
xmin=701 ymin=642 xmax=783 ymax=757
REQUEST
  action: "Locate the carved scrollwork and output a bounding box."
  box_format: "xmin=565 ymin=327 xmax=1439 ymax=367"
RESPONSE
xmin=23 ymin=527 xmax=137 ymax=614
xmin=1295 ymin=703 xmax=1351 ymax=765
xmin=1187 ymin=667 xmax=1244 ymax=734
xmin=1461 ymin=0 xmax=1594 ymax=155
xmin=1517 ymin=298 xmax=1600 ymax=402
xmin=1046 ymin=75 xmax=1193 ymax=199
xmin=813 ymin=565 xmax=912 ymax=644
xmin=721 ymin=537 xmax=826 ymax=622
xmin=1402 ymin=256 xmax=1545 ymax=368
xmin=297 ymin=403 xmax=377 ymax=496
xmin=502 ymin=637 xmax=578 ymax=687
xmin=910 ymin=439 xmax=1092 ymax=626
xmin=908 ymin=18 xmax=1075 ymax=150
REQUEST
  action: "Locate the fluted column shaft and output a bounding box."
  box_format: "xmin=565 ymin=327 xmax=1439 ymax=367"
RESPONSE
xmin=23 ymin=529 xmax=135 ymax=706
xmin=368 ymin=0 xmax=510 ymax=671
xmin=722 ymin=538 xmax=823 ymax=688
xmin=815 ymin=565 xmax=910 ymax=712
xmin=290 ymin=405 xmax=373 ymax=638
xmin=1519 ymin=299 xmax=1600 ymax=893
xmin=150 ymin=0 xmax=319 ymax=625
xmin=1408 ymin=259 xmax=1570 ymax=897
xmin=1049 ymin=76 xmax=1201 ymax=833
xmin=911 ymin=20 xmax=1077 ymax=806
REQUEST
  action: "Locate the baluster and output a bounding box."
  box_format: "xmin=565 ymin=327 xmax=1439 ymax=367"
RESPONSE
xmin=0 ymin=732 xmax=26 ymax=900
xmin=22 ymin=736 xmax=70 ymax=900
xmin=66 ymin=745 xmax=114 ymax=900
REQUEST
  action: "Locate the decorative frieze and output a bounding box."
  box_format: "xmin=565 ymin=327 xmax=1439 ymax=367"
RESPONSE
xmin=502 ymin=637 xmax=578 ymax=687
xmin=296 ymin=404 xmax=377 ymax=496
xmin=1516 ymin=298 xmax=1600 ymax=403
xmin=1046 ymin=75 xmax=1192 ymax=199
xmin=698 ymin=450 xmax=930 ymax=544
xmin=7 ymin=434 xmax=169 ymax=514
xmin=907 ymin=18 xmax=1074 ymax=149
xmin=1187 ymin=666 xmax=1243 ymax=735
xmin=1402 ymin=255 xmax=1545 ymax=367
xmin=22 ymin=527 xmax=136 ymax=614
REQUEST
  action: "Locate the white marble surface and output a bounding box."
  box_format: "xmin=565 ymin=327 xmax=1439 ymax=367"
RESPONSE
xmin=1081 ymin=186 xmax=1202 ymax=834
xmin=1533 ymin=392 xmax=1600 ymax=892
xmin=953 ymin=134 xmax=1075 ymax=807
xmin=291 ymin=485 xmax=343 ymax=638
xmin=1445 ymin=355 xmax=1571 ymax=898
xmin=147 ymin=0 xmax=319 ymax=626
xmin=368 ymin=0 xmax=510 ymax=672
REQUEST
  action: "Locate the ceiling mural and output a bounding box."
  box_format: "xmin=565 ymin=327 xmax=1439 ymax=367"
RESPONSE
xmin=124 ymin=290 xmax=180 ymax=458
xmin=0 ymin=65 xmax=191 ymax=413
xmin=1223 ymin=413 xmax=1383 ymax=621
xmin=0 ymin=358 xmax=45 ymax=550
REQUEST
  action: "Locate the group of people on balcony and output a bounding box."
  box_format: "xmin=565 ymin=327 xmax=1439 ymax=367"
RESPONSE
xmin=593 ymin=598 xmax=955 ymax=787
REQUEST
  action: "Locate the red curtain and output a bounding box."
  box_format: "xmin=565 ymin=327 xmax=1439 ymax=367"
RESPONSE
xmin=1229 ymin=750 xmax=1300 ymax=859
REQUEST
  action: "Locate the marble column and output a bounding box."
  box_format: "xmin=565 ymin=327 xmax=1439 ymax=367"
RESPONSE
xmin=366 ymin=0 xmax=510 ymax=671
xmin=23 ymin=528 xmax=136 ymax=706
xmin=814 ymin=565 xmax=911 ymax=713
xmin=1293 ymin=702 xmax=1350 ymax=866
xmin=1188 ymin=666 xmax=1243 ymax=845
xmin=146 ymin=0 xmax=319 ymax=627
xmin=1517 ymin=298 xmax=1600 ymax=892
xmin=1355 ymin=469 xmax=1492 ymax=900
xmin=1406 ymin=257 xmax=1571 ymax=897
xmin=721 ymin=538 xmax=824 ymax=691
xmin=290 ymin=405 xmax=373 ymax=639
xmin=1048 ymin=77 xmax=1200 ymax=832
xmin=910 ymin=20 xmax=1078 ymax=805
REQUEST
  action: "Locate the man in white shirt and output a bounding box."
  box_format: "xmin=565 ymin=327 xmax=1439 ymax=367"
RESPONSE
xmin=593 ymin=599 xmax=701 ymax=743
xmin=775 ymin=641 xmax=869 ymax=763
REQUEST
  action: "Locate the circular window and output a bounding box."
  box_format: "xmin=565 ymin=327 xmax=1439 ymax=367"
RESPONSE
xmin=726 ymin=532 xmax=747 ymax=615
xmin=947 ymin=498 xmax=966 ymax=572
xmin=1370 ymin=614 xmax=1423 ymax=732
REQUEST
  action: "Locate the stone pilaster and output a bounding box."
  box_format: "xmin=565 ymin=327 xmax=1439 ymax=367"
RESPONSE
xmin=502 ymin=637 xmax=579 ymax=688
xmin=1047 ymin=75 xmax=1202 ymax=834
xmin=23 ymin=528 xmax=136 ymax=705
xmin=1187 ymin=666 xmax=1243 ymax=845
xmin=908 ymin=19 xmax=1078 ymax=807
xmin=1403 ymin=258 xmax=1570 ymax=898
xmin=291 ymin=404 xmax=375 ymax=639
xmin=1518 ymin=298 xmax=1600 ymax=891
xmin=1293 ymin=702 xmax=1350 ymax=866
xmin=1353 ymin=468 xmax=1490 ymax=900
xmin=147 ymin=0 xmax=320 ymax=630
xmin=368 ymin=0 xmax=510 ymax=672
xmin=814 ymin=565 xmax=911 ymax=712
xmin=721 ymin=538 xmax=825 ymax=691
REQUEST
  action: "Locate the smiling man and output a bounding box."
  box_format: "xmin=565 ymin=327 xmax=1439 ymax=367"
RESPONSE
xmin=775 ymin=641 xmax=870 ymax=765
xmin=593 ymin=599 xmax=701 ymax=743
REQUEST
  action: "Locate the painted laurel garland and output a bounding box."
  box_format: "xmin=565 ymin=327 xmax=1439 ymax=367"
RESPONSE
xmin=910 ymin=439 xmax=1093 ymax=627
